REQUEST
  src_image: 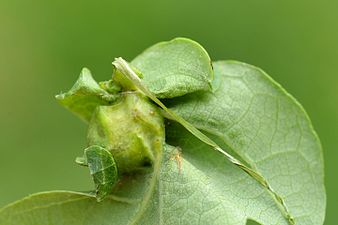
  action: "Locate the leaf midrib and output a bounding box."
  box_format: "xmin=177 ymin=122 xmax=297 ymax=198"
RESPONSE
xmin=127 ymin=152 xmax=164 ymax=225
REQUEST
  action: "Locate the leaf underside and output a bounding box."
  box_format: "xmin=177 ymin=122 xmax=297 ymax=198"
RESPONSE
xmin=0 ymin=39 xmax=325 ymax=225
xmin=166 ymin=61 xmax=325 ymax=225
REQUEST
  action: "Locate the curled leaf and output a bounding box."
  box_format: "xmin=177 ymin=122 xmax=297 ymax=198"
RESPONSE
xmin=56 ymin=68 xmax=118 ymax=122
xmin=131 ymin=38 xmax=213 ymax=98
xmin=83 ymin=145 xmax=119 ymax=201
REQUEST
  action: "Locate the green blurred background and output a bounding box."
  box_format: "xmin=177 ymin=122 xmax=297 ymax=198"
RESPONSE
xmin=0 ymin=0 xmax=337 ymax=224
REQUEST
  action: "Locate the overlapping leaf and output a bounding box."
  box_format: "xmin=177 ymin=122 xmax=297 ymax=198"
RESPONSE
xmin=131 ymin=38 xmax=213 ymax=98
xmin=166 ymin=61 xmax=326 ymax=224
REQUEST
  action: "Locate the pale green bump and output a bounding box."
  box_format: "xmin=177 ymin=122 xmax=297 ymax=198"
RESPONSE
xmin=87 ymin=92 xmax=165 ymax=175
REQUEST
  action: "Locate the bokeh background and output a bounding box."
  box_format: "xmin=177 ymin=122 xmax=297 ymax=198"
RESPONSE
xmin=0 ymin=0 xmax=337 ymax=224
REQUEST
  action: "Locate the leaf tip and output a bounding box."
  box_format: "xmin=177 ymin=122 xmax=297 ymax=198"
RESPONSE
xmin=80 ymin=67 xmax=92 ymax=76
xmin=55 ymin=93 xmax=65 ymax=100
xmin=75 ymin=156 xmax=88 ymax=166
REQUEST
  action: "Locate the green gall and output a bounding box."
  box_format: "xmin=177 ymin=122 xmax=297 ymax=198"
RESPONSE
xmin=87 ymin=92 xmax=165 ymax=174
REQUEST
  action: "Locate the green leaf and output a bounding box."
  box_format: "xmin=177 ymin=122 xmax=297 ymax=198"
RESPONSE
xmin=0 ymin=145 xmax=164 ymax=225
xmin=1 ymin=51 xmax=325 ymax=224
xmin=113 ymin=58 xmax=297 ymax=223
xmin=0 ymin=180 xmax=149 ymax=225
xmin=56 ymin=68 xmax=117 ymax=122
xmin=165 ymin=61 xmax=326 ymax=224
xmin=0 ymin=141 xmax=318 ymax=225
xmin=83 ymin=145 xmax=119 ymax=202
xmin=131 ymin=38 xmax=213 ymax=98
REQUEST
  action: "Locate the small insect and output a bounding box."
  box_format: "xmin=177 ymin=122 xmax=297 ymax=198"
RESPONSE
xmin=170 ymin=147 xmax=183 ymax=174
xmin=149 ymin=110 xmax=155 ymax=116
